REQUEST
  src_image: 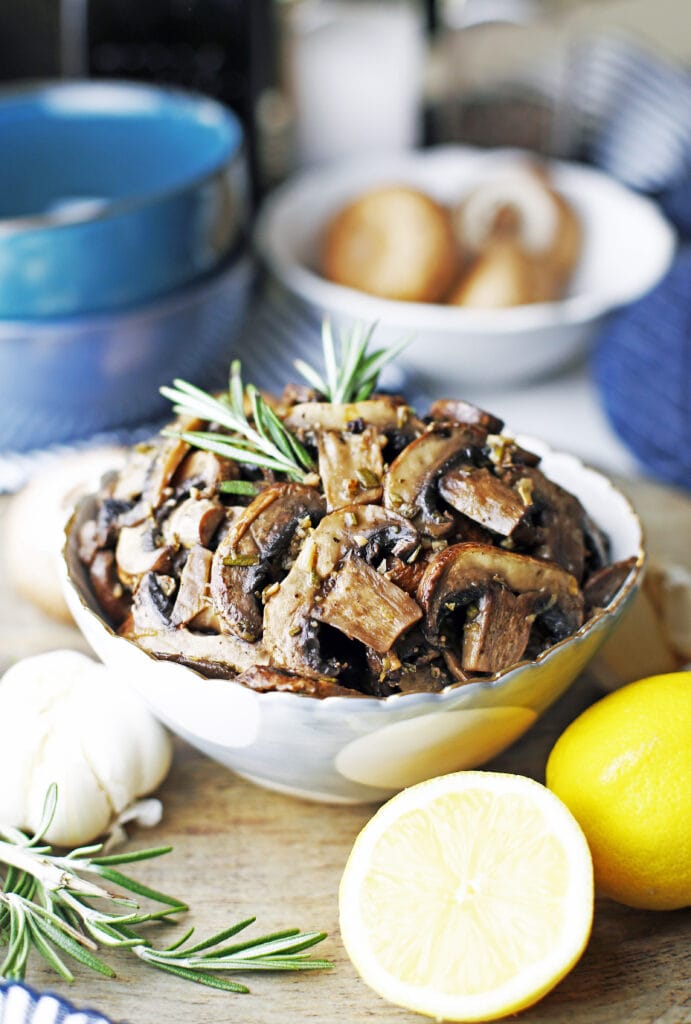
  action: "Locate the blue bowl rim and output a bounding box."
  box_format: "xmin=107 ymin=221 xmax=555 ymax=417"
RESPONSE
xmin=0 ymin=78 xmax=246 ymax=237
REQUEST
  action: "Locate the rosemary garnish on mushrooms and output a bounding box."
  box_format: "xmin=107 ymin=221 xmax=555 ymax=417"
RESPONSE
xmin=160 ymin=361 xmax=316 ymax=483
xmin=0 ymin=786 xmax=332 ymax=993
xmin=160 ymin=322 xmax=408 ymax=482
xmin=294 ymin=319 xmax=410 ymax=404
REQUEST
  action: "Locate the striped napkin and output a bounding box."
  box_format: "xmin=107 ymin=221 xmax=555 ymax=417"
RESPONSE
xmin=0 ymin=982 xmax=118 ymax=1024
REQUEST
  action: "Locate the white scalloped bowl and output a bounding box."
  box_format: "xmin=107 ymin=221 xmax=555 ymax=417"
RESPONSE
xmin=62 ymin=439 xmax=643 ymax=804
xmin=255 ymin=146 xmax=676 ymax=388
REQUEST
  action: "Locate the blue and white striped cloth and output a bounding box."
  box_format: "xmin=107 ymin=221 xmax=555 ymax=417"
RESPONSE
xmin=571 ymin=33 xmax=691 ymax=193
xmin=0 ymin=982 xmax=118 ymax=1024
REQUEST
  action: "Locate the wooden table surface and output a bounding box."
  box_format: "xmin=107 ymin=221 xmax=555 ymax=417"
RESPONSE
xmin=1 ymin=479 xmax=690 ymax=1024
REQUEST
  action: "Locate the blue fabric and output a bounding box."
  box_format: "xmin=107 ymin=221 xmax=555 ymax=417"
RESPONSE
xmin=0 ymin=981 xmax=119 ymax=1024
xmin=592 ymin=246 xmax=691 ymax=490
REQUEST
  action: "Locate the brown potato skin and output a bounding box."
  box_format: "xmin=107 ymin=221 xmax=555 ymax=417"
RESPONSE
xmin=448 ymin=239 xmax=559 ymax=309
xmin=322 ymin=185 xmax=459 ymax=303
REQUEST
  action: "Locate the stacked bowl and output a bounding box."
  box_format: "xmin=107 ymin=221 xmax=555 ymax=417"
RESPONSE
xmin=0 ymin=80 xmax=253 ymax=451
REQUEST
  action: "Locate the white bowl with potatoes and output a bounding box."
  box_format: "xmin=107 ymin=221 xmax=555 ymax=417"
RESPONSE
xmin=255 ymin=146 xmax=675 ymax=388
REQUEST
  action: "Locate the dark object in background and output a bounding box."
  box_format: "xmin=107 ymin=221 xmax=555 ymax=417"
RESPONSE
xmin=88 ymin=0 xmax=274 ymax=199
xmin=0 ymin=0 xmax=274 ymax=200
xmin=592 ymin=246 xmax=691 ymax=491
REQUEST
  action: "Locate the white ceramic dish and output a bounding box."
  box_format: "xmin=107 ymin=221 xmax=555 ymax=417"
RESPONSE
xmin=62 ymin=437 xmax=643 ymax=805
xmin=254 ymin=146 xmax=675 ymax=388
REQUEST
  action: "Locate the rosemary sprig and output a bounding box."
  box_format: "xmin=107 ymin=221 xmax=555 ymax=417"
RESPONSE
xmin=0 ymin=786 xmax=332 ymax=993
xmin=294 ymin=320 xmax=411 ymax=404
xmin=160 ymin=361 xmax=315 ymax=483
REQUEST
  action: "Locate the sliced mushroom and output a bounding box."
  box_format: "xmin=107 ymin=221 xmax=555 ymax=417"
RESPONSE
xmin=121 ymin=572 xmax=266 ymax=676
xmin=582 ymin=511 xmax=610 ymax=572
xmin=171 ymin=546 xmax=214 ymax=626
xmin=115 ymin=520 xmax=172 ymax=588
xmin=112 ymin=446 xmax=154 ymax=502
xmin=485 ymin=434 xmax=542 ymax=470
xmin=143 ymin=435 xmax=191 ymax=509
xmin=89 ymin=550 xmax=131 ymax=626
xmin=386 ymin=552 xmax=430 ymax=594
xmin=502 ymin=465 xmax=587 ymax=580
xmin=429 ymin=398 xmax=503 ymax=434
xmin=383 ymin=424 xmax=487 ymax=537
xmin=278 ymin=382 xmax=321 ymax=410
xmin=235 ymin=665 xmax=357 ymax=698
xmin=462 ymin=586 xmax=549 ymax=673
xmin=583 ymin=556 xmax=637 ymax=613
xmin=171 ymin=449 xmax=239 ymax=497
xmin=210 ymin=483 xmax=326 ymax=642
xmin=418 ymin=543 xmax=584 ymax=658
xmin=263 ymin=505 xmax=419 ymax=675
xmin=317 ymin=428 xmax=384 ymax=510
xmin=315 ymin=552 xmax=422 ymax=653
xmin=283 ymin=396 xmax=416 ymax=436
xmin=162 ymin=497 xmax=224 ymax=549
xmin=395 ymin=664 xmax=449 ymax=694
xmin=113 ymin=416 xmax=205 ymax=529
xmin=439 ymin=467 xmax=528 ymax=536
xmin=78 ymin=498 xmax=135 ymax=562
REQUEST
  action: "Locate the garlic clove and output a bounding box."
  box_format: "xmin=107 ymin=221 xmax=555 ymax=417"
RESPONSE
xmin=0 ymin=649 xmax=172 ymax=847
xmin=27 ymin=741 xmax=113 ymax=848
xmin=75 ymin=668 xmax=173 ymax=815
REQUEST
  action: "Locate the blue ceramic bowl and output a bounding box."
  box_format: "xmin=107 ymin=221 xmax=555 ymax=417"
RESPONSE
xmin=0 ymin=253 xmax=254 ymax=452
xmin=0 ymin=80 xmax=247 ymax=318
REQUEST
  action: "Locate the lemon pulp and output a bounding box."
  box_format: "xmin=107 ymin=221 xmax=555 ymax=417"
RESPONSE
xmin=339 ymin=771 xmax=593 ymax=1022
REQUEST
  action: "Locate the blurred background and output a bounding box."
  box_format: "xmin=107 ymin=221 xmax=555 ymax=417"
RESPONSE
xmin=0 ymin=0 xmax=689 ymax=490
xmin=3 ymin=0 xmax=690 ymax=194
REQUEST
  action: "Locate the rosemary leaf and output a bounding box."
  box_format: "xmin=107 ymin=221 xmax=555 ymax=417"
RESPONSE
xmin=138 ymin=958 xmax=250 ymax=993
xmin=295 ymin=319 xmax=410 ymax=404
xmin=90 ymin=845 xmax=173 ymax=866
xmin=91 ymin=865 xmax=187 ymax=908
xmin=160 ymin=364 xmax=316 ymax=484
xmin=25 ymin=917 xmax=74 ymax=982
xmin=0 ymin=785 xmax=332 ymax=993
xmin=219 ymin=480 xmax=259 ymax=496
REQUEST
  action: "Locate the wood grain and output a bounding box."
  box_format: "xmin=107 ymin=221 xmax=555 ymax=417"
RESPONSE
xmin=0 ymin=482 xmax=689 ymax=1024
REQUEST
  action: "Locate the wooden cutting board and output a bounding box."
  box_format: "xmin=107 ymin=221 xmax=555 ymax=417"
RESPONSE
xmin=0 ymin=479 xmax=689 ymax=1024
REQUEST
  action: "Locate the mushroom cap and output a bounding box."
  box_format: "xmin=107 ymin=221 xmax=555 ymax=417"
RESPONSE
xmin=418 ymin=542 xmax=584 ymax=648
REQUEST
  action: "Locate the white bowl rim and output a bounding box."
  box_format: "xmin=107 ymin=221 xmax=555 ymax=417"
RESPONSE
xmin=63 ymin=437 xmax=644 ymax=716
xmin=254 ymin=144 xmax=676 ymax=333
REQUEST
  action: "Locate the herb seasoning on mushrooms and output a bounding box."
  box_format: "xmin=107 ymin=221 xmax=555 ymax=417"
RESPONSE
xmin=78 ymin=323 xmax=637 ymax=697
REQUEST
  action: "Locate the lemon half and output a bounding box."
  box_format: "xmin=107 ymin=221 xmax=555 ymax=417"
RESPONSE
xmin=339 ymin=771 xmax=593 ymax=1022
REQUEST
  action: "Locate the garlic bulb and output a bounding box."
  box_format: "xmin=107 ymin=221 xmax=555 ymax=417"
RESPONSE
xmin=0 ymin=650 xmax=173 ymax=846
xmin=4 ymin=446 xmax=125 ymax=623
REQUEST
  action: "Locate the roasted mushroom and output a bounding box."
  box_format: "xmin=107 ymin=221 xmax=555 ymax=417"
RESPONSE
xmin=121 ymin=571 xmax=267 ymax=677
xmin=81 ymin=375 xmax=635 ymax=698
xmin=383 ymin=424 xmax=487 ymax=537
xmin=418 ymin=542 xmax=584 ymax=674
xmin=210 ymin=483 xmax=326 ymax=642
xmin=263 ymin=504 xmax=419 ymax=677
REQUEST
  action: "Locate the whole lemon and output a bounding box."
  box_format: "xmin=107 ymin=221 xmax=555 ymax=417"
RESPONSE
xmin=546 ymin=672 xmax=691 ymax=911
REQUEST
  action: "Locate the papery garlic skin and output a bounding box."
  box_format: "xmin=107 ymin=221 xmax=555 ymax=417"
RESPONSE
xmin=0 ymin=650 xmax=172 ymax=846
